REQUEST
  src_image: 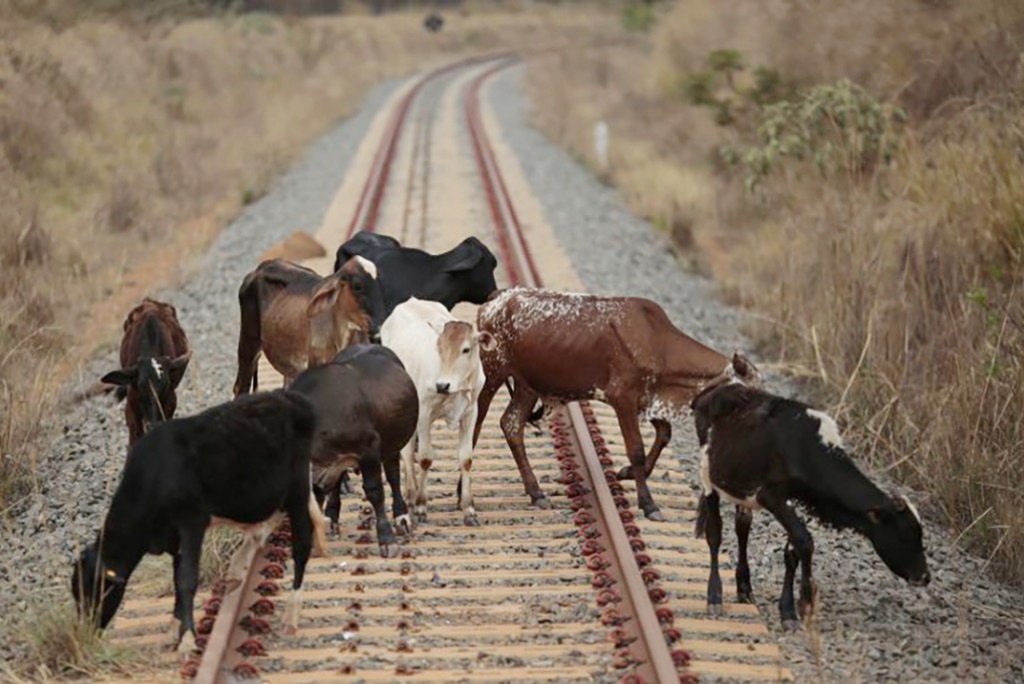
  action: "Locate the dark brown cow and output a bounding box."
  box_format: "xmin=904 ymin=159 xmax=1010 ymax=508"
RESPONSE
xmin=233 ymin=256 xmax=386 ymax=396
xmin=474 ymin=287 xmax=761 ymax=520
xmin=101 ymin=298 xmax=191 ymax=446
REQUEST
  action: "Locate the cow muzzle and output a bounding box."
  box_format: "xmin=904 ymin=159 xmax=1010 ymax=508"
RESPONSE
xmin=436 ymin=382 xmax=451 ymax=395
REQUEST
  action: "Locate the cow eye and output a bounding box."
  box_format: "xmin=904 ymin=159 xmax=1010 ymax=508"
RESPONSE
xmin=462 ymin=347 xmax=470 ymax=354
xmin=353 ymin=281 xmax=363 ymax=293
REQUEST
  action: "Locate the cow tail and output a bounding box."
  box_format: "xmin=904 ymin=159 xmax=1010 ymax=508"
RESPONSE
xmin=235 ymin=272 xmax=263 ymax=395
xmin=695 ymin=493 xmax=709 ymax=539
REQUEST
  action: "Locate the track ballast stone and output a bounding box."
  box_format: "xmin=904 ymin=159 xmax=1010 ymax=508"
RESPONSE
xmin=488 ymin=65 xmax=1024 ymax=683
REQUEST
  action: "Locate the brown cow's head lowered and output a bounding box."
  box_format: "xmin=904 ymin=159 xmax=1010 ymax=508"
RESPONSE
xmin=306 ymin=256 xmax=386 ymax=365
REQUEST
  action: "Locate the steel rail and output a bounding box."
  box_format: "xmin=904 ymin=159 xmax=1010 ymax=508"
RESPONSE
xmin=463 ymin=58 xmax=688 ymax=684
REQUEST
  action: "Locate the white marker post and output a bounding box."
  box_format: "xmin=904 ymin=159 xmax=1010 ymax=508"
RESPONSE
xmin=594 ymin=120 xmax=609 ymax=172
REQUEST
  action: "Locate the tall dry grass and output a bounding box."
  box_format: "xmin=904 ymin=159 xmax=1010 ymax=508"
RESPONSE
xmin=528 ymin=0 xmax=1024 ymax=583
xmin=0 ymin=7 xmax=619 ymax=514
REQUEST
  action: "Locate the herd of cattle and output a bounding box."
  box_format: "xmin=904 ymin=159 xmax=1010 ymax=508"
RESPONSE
xmin=70 ymin=230 xmax=931 ymax=656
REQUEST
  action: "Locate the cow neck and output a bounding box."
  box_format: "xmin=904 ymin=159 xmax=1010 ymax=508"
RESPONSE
xmin=796 ymin=450 xmax=891 ymax=534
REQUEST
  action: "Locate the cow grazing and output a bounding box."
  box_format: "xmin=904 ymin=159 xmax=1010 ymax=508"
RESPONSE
xmin=289 ymin=344 xmax=418 ymax=558
xmin=233 ymin=256 xmax=386 ymax=396
xmin=71 ymin=390 xmax=325 ymax=655
xmin=474 ymin=287 xmax=761 ymax=520
xmin=101 ymin=298 xmax=191 ymax=446
xmin=334 ymin=231 xmax=498 ymax=315
xmin=381 ymin=298 xmax=486 ymax=526
xmin=691 ymin=382 xmax=930 ymax=629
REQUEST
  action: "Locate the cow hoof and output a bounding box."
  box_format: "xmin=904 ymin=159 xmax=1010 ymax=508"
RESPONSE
xmin=380 ymin=543 xmax=400 ymax=559
xmin=644 ymin=508 xmax=666 ymax=522
xmin=532 ymin=496 xmax=552 ymax=510
xmin=414 ymin=511 xmax=428 ymax=524
xmin=176 ymin=631 xmax=198 ymax=659
xmin=781 ymin=618 xmax=801 ymax=631
xmin=463 ymin=513 xmax=480 ymax=527
xmin=615 ymin=465 xmax=635 ymax=481
xmin=329 ymin=523 xmax=340 ymax=537
xmin=707 ymin=603 xmax=723 ymax=618
xmin=396 ymin=515 xmax=412 ymax=536
xmin=737 ymin=590 xmax=753 ymax=604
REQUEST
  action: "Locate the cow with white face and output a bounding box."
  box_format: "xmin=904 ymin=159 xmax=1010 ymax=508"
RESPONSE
xmin=381 ymin=298 xmax=487 ymax=526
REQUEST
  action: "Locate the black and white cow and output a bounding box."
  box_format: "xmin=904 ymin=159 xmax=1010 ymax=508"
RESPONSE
xmin=691 ymin=382 xmax=930 ymax=629
xmin=334 ymin=231 xmax=498 ymax=315
xmin=71 ymin=390 xmax=324 ymax=655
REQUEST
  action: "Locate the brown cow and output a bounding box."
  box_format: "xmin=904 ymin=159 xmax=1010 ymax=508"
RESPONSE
xmin=101 ymin=298 xmax=191 ymax=446
xmin=233 ymin=256 xmax=386 ymax=396
xmin=473 ymin=287 xmax=761 ymax=520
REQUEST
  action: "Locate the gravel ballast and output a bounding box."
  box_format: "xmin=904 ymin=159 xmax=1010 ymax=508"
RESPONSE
xmin=489 ymin=65 xmax=1024 ymax=683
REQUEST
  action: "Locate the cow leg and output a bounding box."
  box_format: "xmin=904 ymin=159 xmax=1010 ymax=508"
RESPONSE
xmin=735 ymin=505 xmax=754 ymax=603
xmin=284 ymin=494 xmax=313 ymax=634
xmin=779 ymin=541 xmax=800 ymax=630
xmin=359 ymin=439 xmax=397 ymax=558
xmin=307 ymin=491 xmax=329 ymax=558
xmin=324 ymin=480 xmax=342 ymax=536
xmin=614 ymin=404 xmax=663 ymax=520
xmin=473 ymin=378 xmax=503 ymax=448
xmin=400 ymin=436 xmax=416 ymax=518
xmin=384 ymin=455 xmax=411 ymax=536
xmin=500 ymin=383 xmax=548 ymax=508
xmin=126 ymin=402 xmax=143 ymax=446
xmin=701 ymin=491 xmax=724 ymax=616
xmin=761 ymin=492 xmax=816 ymax=625
xmin=455 ymin=406 xmax=478 ymax=526
xmin=616 ymin=418 xmax=671 ymax=481
xmin=412 ymin=411 xmax=434 ymax=523
xmin=339 ymin=470 xmax=354 ymax=495
xmin=173 ymin=521 xmax=205 ymax=659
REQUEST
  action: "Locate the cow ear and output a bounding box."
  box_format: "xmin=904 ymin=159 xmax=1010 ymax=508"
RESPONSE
xmin=732 ymin=352 xmax=759 ymax=380
xmin=101 ymin=367 xmax=138 ymax=387
xmin=443 ymin=245 xmax=483 ymax=273
xmin=427 ymin=318 xmax=447 ymax=336
xmin=165 ymin=350 xmax=191 ymax=372
xmin=477 ymin=331 xmax=497 ymax=352
xmin=307 ymin=279 xmax=341 ymax=318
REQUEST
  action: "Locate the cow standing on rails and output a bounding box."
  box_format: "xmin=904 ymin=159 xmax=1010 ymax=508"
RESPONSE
xmin=334 ymin=231 xmax=498 ymax=315
xmin=72 ymin=390 xmax=324 ymax=656
xmin=233 ymin=256 xmax=385 ymax=396
xmin=101 ymin=298 xmax=191 ymax=446
xmin=474 ymin=288 xmax=761 ymax=520
xmin=381 ymin=298 xmax=486 ymax=526
xmin=290 ymin=344 xmax=418 ymax=558
xmin=691 ymin=382 xmax=930 ymax=628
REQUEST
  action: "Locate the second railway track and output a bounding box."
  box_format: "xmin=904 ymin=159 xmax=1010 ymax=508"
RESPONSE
xmin=109 ymin=55 xmax=792 ymax=684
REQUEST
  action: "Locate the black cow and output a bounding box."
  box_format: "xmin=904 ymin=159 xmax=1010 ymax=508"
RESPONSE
xmin=290 ymin=344 xmax=418 ymax=558
xmin=333 ymin=231 xmax=498 ymax=315
xmin=71 ymin=390 xmax=322 ymax=654
xmin=692 ymin=382 xmax=930 ymax=629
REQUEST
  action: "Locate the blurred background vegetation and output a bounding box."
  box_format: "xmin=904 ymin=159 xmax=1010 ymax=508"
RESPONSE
xmin=528 ymin=0 xmax=1024 ymax=585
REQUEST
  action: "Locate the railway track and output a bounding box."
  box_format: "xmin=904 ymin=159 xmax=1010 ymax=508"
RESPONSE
xmin=109 ymin=55 xmax=792 ymax=683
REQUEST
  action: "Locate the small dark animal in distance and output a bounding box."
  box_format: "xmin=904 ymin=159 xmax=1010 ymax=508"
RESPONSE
xmin=424 ymin=12 xmax=444 ymax=32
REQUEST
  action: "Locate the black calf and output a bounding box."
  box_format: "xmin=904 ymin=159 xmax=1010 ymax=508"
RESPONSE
xmin=290 ymin=344 xmax=418 ymax=558
xmin=71 ymin=390 xmax=319 ymax=652
xmin=692 ymin=383 xmax=930 ymax=629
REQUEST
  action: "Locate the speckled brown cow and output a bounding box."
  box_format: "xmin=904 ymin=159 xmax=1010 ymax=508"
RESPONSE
xmin=473 ymin=287 xmax=761 ymax=520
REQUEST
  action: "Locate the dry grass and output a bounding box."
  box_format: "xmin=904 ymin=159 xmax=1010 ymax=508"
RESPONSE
xmin=0 ymin=6 xmax=619 ymax=513
xmin=4 ymin=598 xmax=145 ymax=681
xmin=528 ymin=0 xmax=1024 ymax=584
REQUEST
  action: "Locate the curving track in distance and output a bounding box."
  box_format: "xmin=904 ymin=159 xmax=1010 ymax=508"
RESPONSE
xmin=109 ymin=54 xmax=791 ymax=684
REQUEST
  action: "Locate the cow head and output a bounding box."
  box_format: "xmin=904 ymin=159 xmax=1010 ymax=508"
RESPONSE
xmin=865 ymin=494 xmax=930 ymax=587
xmin=101 ymin=352 xmax=191 ymax=431
xmin=333 ymin=231 xmax=401 ymax=273
xmin=308 ymin=256 xmax=386 ymax=348
xmin=442 ymin=237 xmax=498 ymax=304
xmin=71 ymin=542 xmax=127 ymax=630
xmin=433 ymin=320 xmax=481 ymax=395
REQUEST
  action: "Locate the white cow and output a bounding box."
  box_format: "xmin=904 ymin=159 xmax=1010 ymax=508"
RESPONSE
xmin=381 ymin=298 xmax=487 ymax=526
